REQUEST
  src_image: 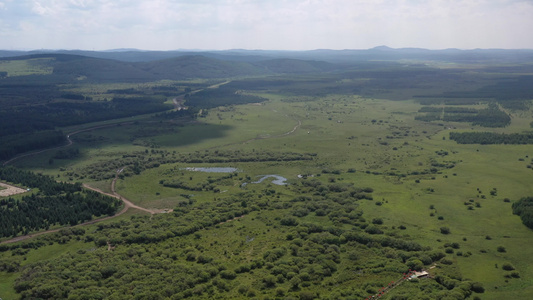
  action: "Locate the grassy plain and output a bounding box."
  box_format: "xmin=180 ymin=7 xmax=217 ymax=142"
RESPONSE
xmin=3 ymin=65 xmax=533 ymax=299
xmin=0 ymin=58 xmax=54 ymax=77
xmin=114 ymin=93 xmax=532 ymax=299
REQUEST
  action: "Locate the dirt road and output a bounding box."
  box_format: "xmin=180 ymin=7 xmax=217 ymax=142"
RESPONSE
xmin=0 ymin=169 xmax=158 ymax=245
xmin=2 ymin=122 xmax=134 ymax=167
xmin=172 ymin=80 xmax=231 ymax=110
xmin=84 ymin=169 xmax=154 ymax=216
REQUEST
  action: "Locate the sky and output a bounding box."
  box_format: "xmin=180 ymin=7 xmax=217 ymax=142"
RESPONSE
xmin=1 ymin=0 xmax=533 ymax=51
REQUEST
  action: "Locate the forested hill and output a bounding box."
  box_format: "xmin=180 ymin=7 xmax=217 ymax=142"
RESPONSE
xmin=137 ymin=55 xmax=272 ymax=79
xmin=1 ymin=54 xmax=340 ymax=82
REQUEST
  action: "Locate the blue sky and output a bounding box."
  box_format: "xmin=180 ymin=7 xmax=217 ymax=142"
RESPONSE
xmin=1 ymin=0 xmax=532 ymax=50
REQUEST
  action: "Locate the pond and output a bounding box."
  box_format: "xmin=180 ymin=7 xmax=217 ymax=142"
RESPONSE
xmin=184 ymin=167 xmax=239 ymax=173
xmin=183 ymin=167 xmax=288 ymax=186
xmin=242 ymin=175 xmax=288 ymax=187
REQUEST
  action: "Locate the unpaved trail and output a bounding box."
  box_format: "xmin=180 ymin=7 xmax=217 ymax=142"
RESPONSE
xmin=85 ymin=168 xmax=154 ymax=216
xmin=2 ymin=122 xmax=134 ymax=167
xmin=0 ymin=169 xmax=157 ymax=245
xmin=0 ymin=120 xmax=172 ymax=245
xmin=241 ymin=119 xmax=302 ymax=144
xmin=0 ymin=82 xmax=235 ymax=244
xmin=172 ymin=80 xmax=231 ymax=110
xmin=2 ymin=81 xmax=232 ymax=166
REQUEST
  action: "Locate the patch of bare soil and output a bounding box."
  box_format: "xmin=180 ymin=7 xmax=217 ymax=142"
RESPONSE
xmin=0 ymin=182 xmax=27 ymax=197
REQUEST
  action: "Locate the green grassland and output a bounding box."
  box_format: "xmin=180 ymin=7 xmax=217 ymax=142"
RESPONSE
xmin=2 ymin=61 xmax=533 ymax=299
xmin=0 ymin=58 xmax=54 ymax=77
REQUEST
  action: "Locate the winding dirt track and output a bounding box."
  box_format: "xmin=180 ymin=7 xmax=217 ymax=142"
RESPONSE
xmin=0 ymin=122 xmax=157 ymax=245
xmin=241 ymin=118 xmax=301 ymax=145
xmin=84 ymin=169 xmax=154 ymax=216
xmin=0 ymin=169 xmax=154 ymax=245
xmin=2 ymin=122 xmax=134 ymax=167
xmin=0 ymin=82 xmax=283 ymax=245
xmin=0 ymin=84 xmax=233 ymax=244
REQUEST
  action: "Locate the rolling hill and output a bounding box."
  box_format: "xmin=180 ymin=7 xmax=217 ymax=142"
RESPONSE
xmin=1 ymin=53 xmax=347 ymax=82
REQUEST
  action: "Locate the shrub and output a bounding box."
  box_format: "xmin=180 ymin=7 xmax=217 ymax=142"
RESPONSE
xmin=280 ymin=217 xmax=299 ymax=226
xmin=406 ymin=258 xmax=424 ymax=271
xmin=263 ymin=275 xmax=277 ymax=287
xmin=372 ymin=218 xmax=383 ymax=225
xmin=364 ymin=225 xmax=383 ymax=235
xmin=299 ymin=291 xmax=317 ymax=300
xmin=275 ymin=287 xmax=286 ymax=296
xmin=220 ymin=270 xmax=237 ymax=280
xmin=471 ymin=282 xmax=485 ymax=293
xmin=440 ymin=227 xmax=451 ymax=234
xmin=502 ymin=263 xmax=515 ymax=271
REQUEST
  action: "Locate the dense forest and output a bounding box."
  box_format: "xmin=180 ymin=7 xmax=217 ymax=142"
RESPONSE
xmin=0 ymin=167 xmax=121 ymax=238
xmin=0 ymin=130 xmax=66 ymax=161
xmin=414 ymin=75 xmax=533 ymax=110
xmin=0 ymin=94 xmax=172 ymax=160
xmin=185 ymin=85 xmax=268 ymax=108
xmin=416 ymin=103 xmax=511 ymax=127
xmin=449 ymin=132 xmax=533 ymax=144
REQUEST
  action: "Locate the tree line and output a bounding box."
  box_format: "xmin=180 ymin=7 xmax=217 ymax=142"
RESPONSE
xmin=0 ymin=167 xmax=121 ymax=238
xmin=512 ymin=197 xmax=533 ymax=229
xmin=0 ymin=90 xmax=171 ymax=161
xmin=185 ymin=85 xmax=267 ymax=109
xmin=416 ymin=103 xmax=511 ymax=127
xmin=449 ymin=131 xmax=533 ymax=144
xmin=0 ymin=130 xmax=66 ymax=161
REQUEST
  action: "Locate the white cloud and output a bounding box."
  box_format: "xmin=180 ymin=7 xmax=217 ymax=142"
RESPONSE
xmin=1 ymin=0 xmax=532 ymax=50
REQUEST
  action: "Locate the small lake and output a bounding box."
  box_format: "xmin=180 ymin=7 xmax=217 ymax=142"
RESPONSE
xmin=242 ymin=175 xmax=288 ymax=186
xmin=185 ymin=167 xmax=239 ymax=173
xmin=183 ymin=168 xmax=288 ymax=186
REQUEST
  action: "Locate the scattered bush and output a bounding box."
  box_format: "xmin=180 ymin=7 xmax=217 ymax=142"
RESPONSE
xmin=372 ymin=218 xmax=383 ymax=225
xmin=440 ymin=227 xmax=451 ymax=234
xmin=471 ymin=282 xmax=485 ymax=293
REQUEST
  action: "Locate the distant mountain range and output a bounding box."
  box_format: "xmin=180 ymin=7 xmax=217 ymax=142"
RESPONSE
xmin=1 ymin=47 xmax=532 ymax=82
xmin=2 ymin=47 xmax=533 ymax=64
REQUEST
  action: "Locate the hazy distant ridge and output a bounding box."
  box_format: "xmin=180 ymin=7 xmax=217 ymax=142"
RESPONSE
xmin=2 ymin=47 xmax=533 ymax=64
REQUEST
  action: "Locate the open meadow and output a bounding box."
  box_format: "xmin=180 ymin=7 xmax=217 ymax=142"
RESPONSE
xmin=1 ymin=54 xmax=533 ymax=299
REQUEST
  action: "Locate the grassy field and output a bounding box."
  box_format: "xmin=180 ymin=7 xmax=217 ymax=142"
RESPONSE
xmin=114 ymin=92 xmax=533 ymax=299
xmin=0 ymin=58 xmax=54 ymax=76
xmin=2 ymin=67 xmax=533 ymax=299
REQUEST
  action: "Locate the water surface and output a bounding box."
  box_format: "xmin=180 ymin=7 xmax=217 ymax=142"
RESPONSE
xmin=185 ymin=167 xmax=238 ymax=173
